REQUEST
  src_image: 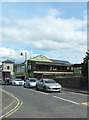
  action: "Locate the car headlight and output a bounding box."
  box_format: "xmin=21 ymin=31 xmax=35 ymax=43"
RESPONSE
xmin=46 ymin=86 xmax=51 ymax=89
xmin=59 ymin=85 xmax=62 ymax=88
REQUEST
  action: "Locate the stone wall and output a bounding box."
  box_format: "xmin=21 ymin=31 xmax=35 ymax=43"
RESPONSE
xmin=54 ymin=76 xmax=88 ymax=90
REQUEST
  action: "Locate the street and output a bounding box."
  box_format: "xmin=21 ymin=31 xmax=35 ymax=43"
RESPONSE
xmin=1 ymin=85 xmax=88 ymax=119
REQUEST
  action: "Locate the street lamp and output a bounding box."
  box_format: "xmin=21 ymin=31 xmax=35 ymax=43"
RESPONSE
xmin=20 ymin=52 xmax=27 ymax=62
xmin=20 ymin=52 xmax=27 ymax=80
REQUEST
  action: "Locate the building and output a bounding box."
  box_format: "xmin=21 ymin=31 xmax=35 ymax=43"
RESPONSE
xmin=0 ymin=65 xmax=2 ymax=80
xmin=14 ymin=63 xmax=25 ymax=79
xmin=15 ymin=54 xmax=74 ymax=79
xmin=73 ymin=64 xmax=82 ymax=76
xmin=2 ymin=60 xmax=14 ymax=81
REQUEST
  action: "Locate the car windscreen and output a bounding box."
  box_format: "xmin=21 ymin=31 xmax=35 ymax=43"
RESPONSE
xmin=44 ymin=79 xmax=56 ymax=83
xmin=30 ymin=79 xmax=36 ymax=82
xmin=15 ymin=79 xmax=23 ymax=81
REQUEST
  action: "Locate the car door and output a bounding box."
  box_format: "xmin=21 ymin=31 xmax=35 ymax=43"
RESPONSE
xmin=39 ymin=79 xmax=44 ymax=89
xmin=12 ymin=80 xmax=14 ymax=85
xmin=27 ymin=79 xmax=30 ymax=87
xmin=25 ymin=79 xmax=29 ymax=87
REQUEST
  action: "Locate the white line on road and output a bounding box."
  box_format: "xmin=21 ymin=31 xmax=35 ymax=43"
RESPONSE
xmin=29 ymin=89 xmax=49 ymax=95
xmin=53 ymin=95 xmax=80 ymax=105
xmin=22 ymin=87 xmax=49 ymax=95
xmin=21 ymin=87 xmax=83 ymax=105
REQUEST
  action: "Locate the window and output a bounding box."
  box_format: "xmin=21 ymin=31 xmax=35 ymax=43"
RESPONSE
xmin=7 ymin=66 xmax=10 ymax=70
xmin=67 ymin=67 xmax=70 ymax=70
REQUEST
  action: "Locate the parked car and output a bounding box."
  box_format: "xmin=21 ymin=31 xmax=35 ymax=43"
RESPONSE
xmin=1 ymin=79 xmax=12 ymax=85
xmin=24 ymin=78 xmax=38 ymax=88
xmin=36 ymin=78 xmax=62 ymax=92
xmin=11 ymin=78 xmax=24 ymax=86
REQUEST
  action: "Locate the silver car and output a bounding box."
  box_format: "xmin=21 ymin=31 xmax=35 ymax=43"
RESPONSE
xmin=24 ymin=78 xmax=38 ymax=88
xmin=36 ymin=78 xmax=62 ymax=92
xmin=11 ymin=78 xmax=24 ymax=86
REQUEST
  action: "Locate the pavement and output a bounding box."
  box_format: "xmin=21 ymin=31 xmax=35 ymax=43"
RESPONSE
xmin=63 ymin=87 xmax=89 ymax=95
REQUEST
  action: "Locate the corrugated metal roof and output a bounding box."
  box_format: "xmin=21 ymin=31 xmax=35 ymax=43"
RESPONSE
xmin=50 ymin=59 xmax=71 ymax=65
xmin=29 ymin=54 xmax=71 ymax=66
xmin=31 ymin=54 xmax=52 ymax=62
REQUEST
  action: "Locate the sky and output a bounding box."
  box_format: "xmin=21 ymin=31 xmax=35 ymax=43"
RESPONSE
xmin=0 ymin=1 xmax=88 ymax=64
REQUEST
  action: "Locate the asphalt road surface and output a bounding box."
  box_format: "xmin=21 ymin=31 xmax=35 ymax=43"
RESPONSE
xmin=1 ymin=85 xmax=89 ymax=119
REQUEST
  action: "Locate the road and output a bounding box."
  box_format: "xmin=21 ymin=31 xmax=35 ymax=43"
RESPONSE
xmin=1 ymin=85 xmax=88 ymax=119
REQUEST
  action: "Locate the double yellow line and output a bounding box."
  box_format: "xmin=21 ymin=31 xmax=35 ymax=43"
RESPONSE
xmin=0 ymin=88 xmax=23 ymax=119
xmin=81 ymin=102 xmax=89 ymax=106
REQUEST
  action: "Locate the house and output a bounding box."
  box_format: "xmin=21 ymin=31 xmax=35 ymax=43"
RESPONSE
xmin=73 ymin=63 xmax=82 ymax=76
xmin=0 ymin=65 xmax=2 ymax=80
xmin=14 ymin=63 xmax=25 ymax=79
xmin=15 ymin=54 xmax=74 ymax=79
xmin=2 ymin=60 xmax=14 ymax=81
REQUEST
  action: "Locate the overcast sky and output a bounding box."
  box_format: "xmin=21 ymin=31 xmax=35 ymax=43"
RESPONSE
xmin=0 ymin=1 xmax=88 ymax=64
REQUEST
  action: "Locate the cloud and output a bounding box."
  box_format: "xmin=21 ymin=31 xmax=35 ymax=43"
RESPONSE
xmin=1 ymin=8 xmax=87 ymax=63
xmin=1 ymin=0 xmax=88 ymax=2
xmin=0 ymin=47 xmax=38 ymax=64
xmin=46 ymin=8 xmax=62 ymax=17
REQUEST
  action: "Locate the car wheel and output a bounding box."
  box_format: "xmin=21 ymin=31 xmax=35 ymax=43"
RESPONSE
xmin=14 ymin=83 xmax=15 ymax=86
xmin=28 ymin=84 xmax=30 ymax=88
xmin=12 ymin=83 xmax=14 ymax=86
xmin=43 ymin=86 xmax=46 ymax=92
xmin=24 ymin=84 xmax=26 ymax=88
xmin=36 ymin=85 xmax=38 ymax=90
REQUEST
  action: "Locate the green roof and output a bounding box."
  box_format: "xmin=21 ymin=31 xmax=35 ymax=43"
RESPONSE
xmin=31 ymin=54 xmax=52 ymax=62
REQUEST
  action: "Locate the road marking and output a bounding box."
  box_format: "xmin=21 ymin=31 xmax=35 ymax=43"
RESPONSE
xmin=53 ymin=95 xmax=80 ymax=105
xmin=4 ymin=100 xmax=23 ymax=118
xmin=22 ymin=87 xmax=49 ymax=95
xmin=22 ymin=87 xmax=87 ymax=106
xmin=0 ymin=100 xmax=14 ymax=113
xmin=29 ymin=89 xmax=49 ymax=95
xmin=81 ymin=102 xmax=89 ymax=106
xmin=0 ymin=88 xmax=23 ymax=118
xmin=70 ymin=92 xmax=88 ymax=96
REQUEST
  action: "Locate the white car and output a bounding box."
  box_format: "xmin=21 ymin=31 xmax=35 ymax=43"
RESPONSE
xmin=36 ymin=78 xmax=62 ymax=92
xmin=24 ymin=78 xmax=38 ymax=88
xmin=11 ymin=78 xmax=24 ymax=86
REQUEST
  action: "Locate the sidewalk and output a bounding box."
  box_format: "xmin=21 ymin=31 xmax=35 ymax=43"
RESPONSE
xmin=62 ymin=87 xmax=89 ymax=95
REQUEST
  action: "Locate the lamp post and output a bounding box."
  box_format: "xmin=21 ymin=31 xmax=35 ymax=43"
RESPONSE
xmin=20 ymin=52 xmax=27 ymax=80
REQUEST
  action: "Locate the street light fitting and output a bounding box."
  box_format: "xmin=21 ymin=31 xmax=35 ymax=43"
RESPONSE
xmin=20 ymin=53 xmax=23 ymax=56
xmin=20 ymin=52 xmax=27 ymax=62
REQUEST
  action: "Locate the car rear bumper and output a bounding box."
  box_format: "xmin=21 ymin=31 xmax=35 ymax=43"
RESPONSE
xmin=12 ymin=82 xmax=24 ymax=86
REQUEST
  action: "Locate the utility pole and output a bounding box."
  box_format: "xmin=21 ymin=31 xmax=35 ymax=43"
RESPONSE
xmin=88 ymin=60 xmax=89 ymax=90
xmin=20 ymin=52 xmax=27 ymax=80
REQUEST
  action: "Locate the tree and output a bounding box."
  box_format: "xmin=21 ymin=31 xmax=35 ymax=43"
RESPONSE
xmin=83 ymin=50 xmax=89 ymax=63
xmin=82 ymin=50 xmax=89 ymax=77
xmin=81 ymin=50 xmax=88 ymax=89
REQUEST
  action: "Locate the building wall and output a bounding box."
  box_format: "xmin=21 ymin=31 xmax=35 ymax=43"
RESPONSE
xmin=73 ymin=67 xmax=82 ymax=75
xmin=0 ymin=65 xmax=2 ymax=80
xmin=15 ymin=57 xmax=83 ymax=80
xmin=73 ymin=64 xmax=82 ymax=76
xmin=15 ymin=60 xmax=74 ymax=79
xmin=16 ymin=65 xmax=25 ymax=73
xmin=2 ymin=63 xmax=14 ymax=75
xmin=15 ymin=64 xmax=26 ymax=79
